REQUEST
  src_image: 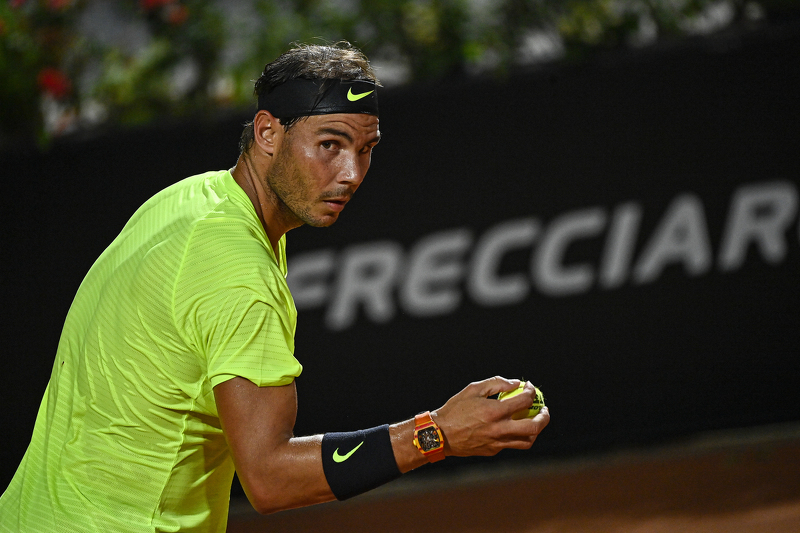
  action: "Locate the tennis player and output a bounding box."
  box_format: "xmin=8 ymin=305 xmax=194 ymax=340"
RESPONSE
xmin=0 ymin=42 xmax=549 ymax=532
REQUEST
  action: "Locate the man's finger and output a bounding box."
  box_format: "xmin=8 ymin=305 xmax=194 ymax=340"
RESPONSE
xmin=494 ymin=405 xmax=551 ymax=437
xmin=495 ymin=381 xmax=537 ymax=415
xmin=472 ymin=376 xmax=521 ymax=398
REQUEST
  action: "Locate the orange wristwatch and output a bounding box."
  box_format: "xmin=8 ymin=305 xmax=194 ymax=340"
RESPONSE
xmin=413 ymin=411 xmax=446 ymax=462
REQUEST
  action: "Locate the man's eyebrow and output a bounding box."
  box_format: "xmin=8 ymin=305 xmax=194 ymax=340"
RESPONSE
xmin=316 ymin=127 xmax=353 ymax=143
xmin=316 ymin=127 xmax=381 ymax=146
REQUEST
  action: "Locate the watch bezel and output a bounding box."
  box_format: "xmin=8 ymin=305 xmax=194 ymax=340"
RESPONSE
xmin=413 ymin=411 xmax=445 ymax=462
xmin=416 ymin=425 xmax=442 ymax=453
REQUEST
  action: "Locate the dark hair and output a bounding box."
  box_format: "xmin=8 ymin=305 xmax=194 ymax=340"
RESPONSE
xmin=238 ymin=41 xmax=380 ymax=155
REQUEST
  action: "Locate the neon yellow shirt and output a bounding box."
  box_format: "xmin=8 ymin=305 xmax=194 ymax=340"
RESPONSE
xmin=0 ymin=170 xmax=302 ymax=532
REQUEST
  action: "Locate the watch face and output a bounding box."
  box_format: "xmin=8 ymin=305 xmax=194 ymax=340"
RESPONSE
xmin=417 ymin=427 xmax=442 ymax=452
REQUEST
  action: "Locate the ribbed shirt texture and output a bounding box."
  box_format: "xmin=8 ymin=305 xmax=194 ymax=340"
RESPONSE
xmin=0 ymin=170 xmax=302 ymax=532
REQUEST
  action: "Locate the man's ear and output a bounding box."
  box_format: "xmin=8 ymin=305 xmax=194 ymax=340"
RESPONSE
xmin=253 ymin=110 xmax=280 ymax=156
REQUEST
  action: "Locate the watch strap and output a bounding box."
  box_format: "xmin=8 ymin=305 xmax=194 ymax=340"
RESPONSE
xmin=413 ymin=411 xmax=446 ymax=463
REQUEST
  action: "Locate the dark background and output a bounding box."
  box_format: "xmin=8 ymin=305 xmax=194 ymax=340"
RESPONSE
xmin=2 ymin=21 xmax=798 ymax=491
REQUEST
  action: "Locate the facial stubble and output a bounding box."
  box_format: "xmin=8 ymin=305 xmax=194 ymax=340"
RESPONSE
xmin=264 ymin=136 xmax=339 ymax=229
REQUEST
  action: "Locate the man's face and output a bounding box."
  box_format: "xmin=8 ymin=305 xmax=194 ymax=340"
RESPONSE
xmin=265 ymin=113 xmax=381 ymax=228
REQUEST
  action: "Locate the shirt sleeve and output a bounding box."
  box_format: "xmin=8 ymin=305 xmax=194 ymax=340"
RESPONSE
xmin=203 ymin=291 xmax=302 ymax=388
xmin=173 ymin=214 xmax=302 ymax=389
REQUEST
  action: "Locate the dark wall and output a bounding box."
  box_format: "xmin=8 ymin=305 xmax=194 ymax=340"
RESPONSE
xmin=3 ymin=22 xmax=799 ymax=490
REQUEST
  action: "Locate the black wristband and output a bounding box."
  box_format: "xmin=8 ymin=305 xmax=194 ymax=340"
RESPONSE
xmin=321 ymin=424 xmax=402 ymax=500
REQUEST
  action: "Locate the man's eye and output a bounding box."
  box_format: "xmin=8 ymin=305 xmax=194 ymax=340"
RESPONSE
xmin=321 ymin=141 xmax=336 ymax=150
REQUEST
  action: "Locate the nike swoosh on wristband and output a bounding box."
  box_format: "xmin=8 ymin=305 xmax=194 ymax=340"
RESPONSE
xmin=347 ymin=88 xmax=374 ymax=102
xmin=332 ymin=441 xmax=365 ymax=463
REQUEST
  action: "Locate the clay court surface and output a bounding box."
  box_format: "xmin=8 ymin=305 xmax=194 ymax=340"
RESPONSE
xmin=227 ymin=423 xmax=800 ymax=532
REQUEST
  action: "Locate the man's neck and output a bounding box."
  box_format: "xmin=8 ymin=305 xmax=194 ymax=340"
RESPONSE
xmin=230 ymin=154 xmax=292 ymax=258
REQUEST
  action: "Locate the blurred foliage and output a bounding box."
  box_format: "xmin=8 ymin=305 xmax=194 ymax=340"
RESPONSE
xmin=1 ymin=0 xmax=797 ymax=149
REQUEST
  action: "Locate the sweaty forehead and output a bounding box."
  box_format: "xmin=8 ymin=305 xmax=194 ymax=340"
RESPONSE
xmin=306 ymin=113 xmax=381 ymax=140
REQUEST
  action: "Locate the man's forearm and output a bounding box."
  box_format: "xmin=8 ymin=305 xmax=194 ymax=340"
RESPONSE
xmin=390 ymin=418 xmax=429 ymax=473
xmin=238 ymin=434 xmax=334 ymax=515
xmin=241 ymin=423 xmax=426 ymax=514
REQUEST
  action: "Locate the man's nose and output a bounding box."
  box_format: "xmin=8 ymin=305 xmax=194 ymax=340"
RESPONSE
xmin=337 ymin=153 xmax=368 ymax=188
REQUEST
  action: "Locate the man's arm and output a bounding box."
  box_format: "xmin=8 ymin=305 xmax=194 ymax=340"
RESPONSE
xmin=214 ymin=378 xmax=331 ymax=514
xmin=214 ymin=375 xmax=550 ymax=514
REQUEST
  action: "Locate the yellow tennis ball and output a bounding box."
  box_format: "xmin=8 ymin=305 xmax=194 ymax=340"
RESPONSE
xmin=498 ymin=383 xmax=545 ymax=420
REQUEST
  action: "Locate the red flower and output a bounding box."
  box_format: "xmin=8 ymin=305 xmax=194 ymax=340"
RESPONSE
xmin=37 ymin=68 xmax=72 ymax=100
xmin=166 ymin=4 xmax=189 ymax=26
xmin=48 ymin=0 xmax=73 ymax=10
xmin=140 ymin=0 xmax=174 ymax=12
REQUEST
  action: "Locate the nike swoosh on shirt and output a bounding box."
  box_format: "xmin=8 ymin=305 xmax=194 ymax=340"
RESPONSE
xmin=347 ymin=88 xmax=374 ymax=101
xmin=332 ymin=441 xmax=364 ymax=463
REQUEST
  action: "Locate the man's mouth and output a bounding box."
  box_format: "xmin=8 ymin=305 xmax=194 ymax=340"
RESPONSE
xmin=323 ymin=198 xmax=348 ymax=212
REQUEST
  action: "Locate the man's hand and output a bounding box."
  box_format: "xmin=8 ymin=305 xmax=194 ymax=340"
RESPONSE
xmin=433 ymin=376 xmax=550 ymax=457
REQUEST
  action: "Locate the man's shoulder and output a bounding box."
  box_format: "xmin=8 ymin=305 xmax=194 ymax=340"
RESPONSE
xmin=144 ymin=170 xmax=255 ymax=226
xmin=163 ymin=169 xmax=232 ymax=199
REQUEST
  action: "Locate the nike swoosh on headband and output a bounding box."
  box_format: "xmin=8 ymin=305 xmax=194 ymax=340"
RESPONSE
xmin=259 ymin=78 xmax=379 ymax=117
xmin=332 ymin=441 xmax=365 ymax=462
xmin=347 ymin=88 xmax=374 ymax=102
